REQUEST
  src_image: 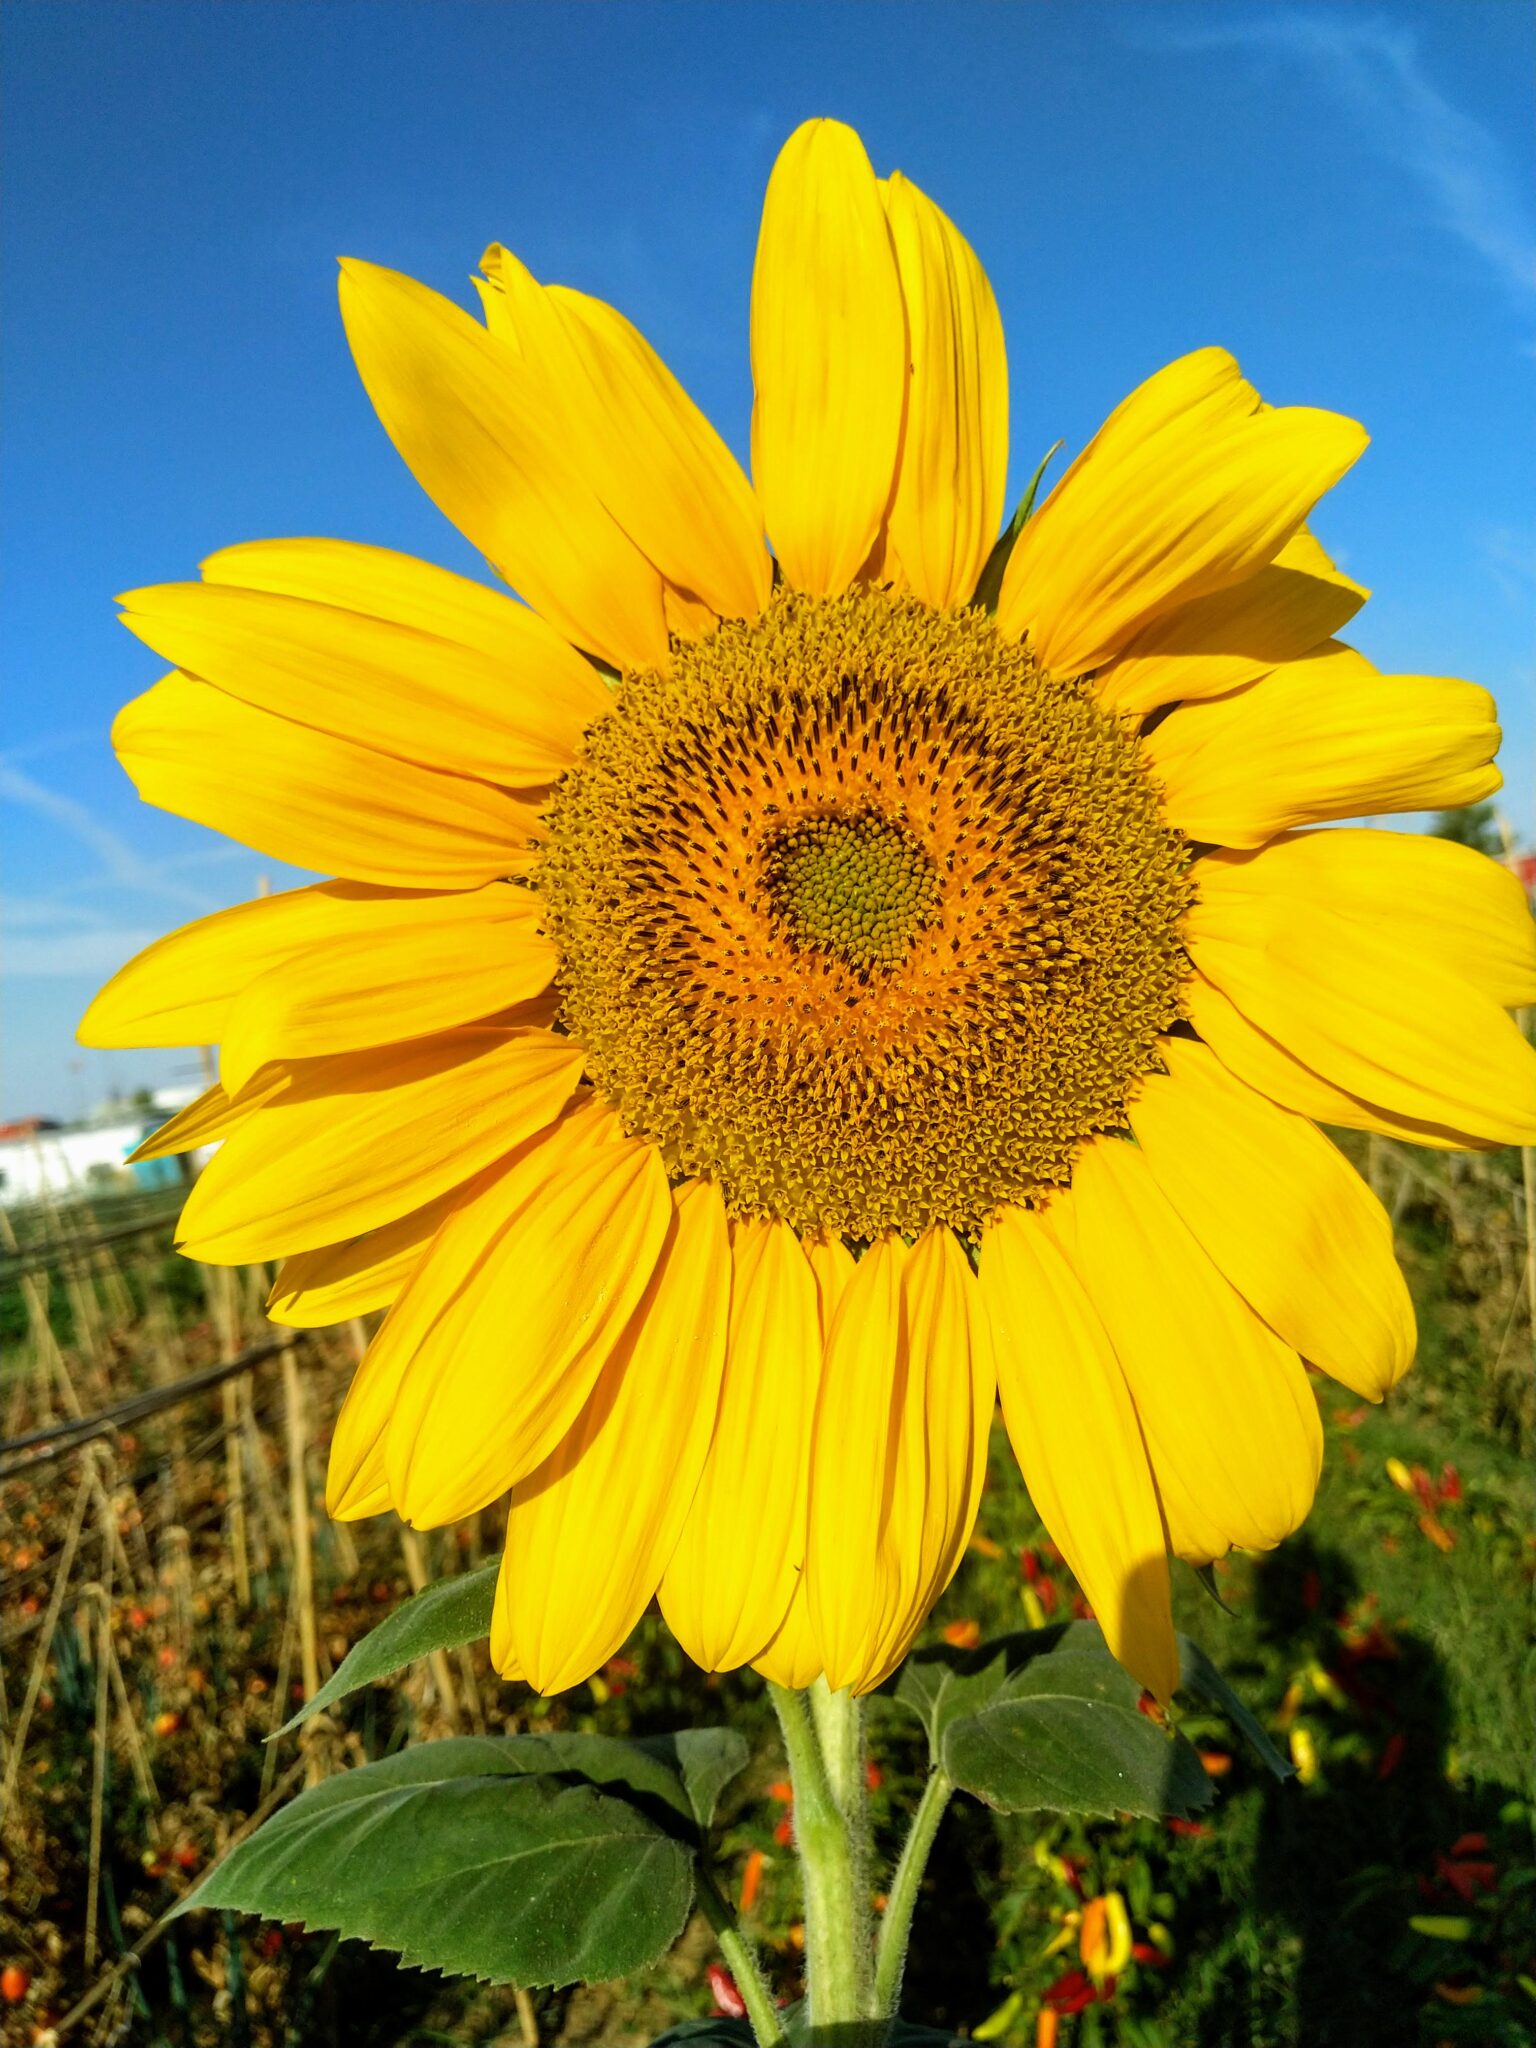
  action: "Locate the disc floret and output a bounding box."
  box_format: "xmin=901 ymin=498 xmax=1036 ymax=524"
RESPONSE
xmin=537 ymin=588 xmax=1191 ymax=1238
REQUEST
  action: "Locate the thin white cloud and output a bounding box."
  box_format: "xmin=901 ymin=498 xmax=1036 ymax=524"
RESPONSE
xmin=1480 ymin=524 xmax=1536 ymax=608
xmin=1150 ymin=10 xmax=1536 ymax=313
xmin=4 ymin=926 xmax=165 ymax=978
xmin=0 ymin=757 xmax=218 ymax=914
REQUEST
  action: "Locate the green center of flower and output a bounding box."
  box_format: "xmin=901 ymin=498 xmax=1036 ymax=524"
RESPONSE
xmin=764 ymin=808 xmax=941 ymax=970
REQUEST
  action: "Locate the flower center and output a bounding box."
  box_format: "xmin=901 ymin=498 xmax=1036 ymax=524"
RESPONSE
xmin=536 ymin=587 xmax=1192 ymax=1239
xmin=764 ymin=807 xmax=941 ymax=970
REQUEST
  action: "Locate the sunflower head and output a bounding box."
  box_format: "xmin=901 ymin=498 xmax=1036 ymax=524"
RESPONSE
xmin=84 ymin=115 xmax=1530 ymax=1712
xmin=537 ymin=584 xmax=1193 ymax=1239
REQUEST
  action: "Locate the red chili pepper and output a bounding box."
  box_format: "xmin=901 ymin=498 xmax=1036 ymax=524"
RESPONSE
xmin=1166 ymin=1817 xmax=1211 ymax=1839
xmin=708 ymin=1965 xmax=746 ymax=2019
xmin=1377 ymin=1732 xmax=1408 ymax=1780
xmin=1434 ymin=1854 xmax=1497 ymax=1903
xmin=1042 ymin=1969 xmax=1097 ymax=2016
xmin=1439 ymin=1463 xmax=1463 ymax=1504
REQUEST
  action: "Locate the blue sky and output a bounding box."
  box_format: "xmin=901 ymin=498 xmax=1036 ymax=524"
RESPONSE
xmin=3 ymin=0 xmax=1533 ymax=1118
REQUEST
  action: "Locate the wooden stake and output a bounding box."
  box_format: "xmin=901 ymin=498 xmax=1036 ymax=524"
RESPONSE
xmin=281 ymin=1344 xmax=322 ymax=1781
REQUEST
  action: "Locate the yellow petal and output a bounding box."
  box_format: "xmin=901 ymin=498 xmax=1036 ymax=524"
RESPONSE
xmin=661 ymin=1217 xmax=822 ymax=1673
xmin=267 ymin=1172 xmax=489 ymax=1327
xmin=803 ymin=1229 xmax=856 ymax=1341
xmin=80 ymin=881 xmax=460 ymax=1052
xmin=1208 ymin=828 xmax=1536 ymax=1007
xmin=1094 ymin=529 xmax=1367 ymax=714
xmin=751 ymin=1584 xmax=823 ymax=1690
xmin=476 ymin=247 xmax=771 ymax=629
xmin=177 ymin=1023 xmax=584 ymax=1262
xmin=980 ymin=1206 xmax=1177 ymax=1701
xmin=879 ymin=172 xmax=1008 ymax=609
xmin=372 ymin=1111 xmax=672 ymax=1525
xmin=750 ymin=119 xmax=907 ymax=596
xmin=805 ymin=1233 xmax=907 ymax=1691
xmin=200 ymin=535 xmax=582 ymax=670
xmin=338 ymin=258 xmax=670 ymax=672
xmin=324 ymin=1125 xmax=573 ymax=1518
xmin=327 ymin=1431 xmax=394 ymax=1519
xmin=1185 ymin=967 xmax=1502 ymax=1151
xmin=863 ymin=1228 xmax=996 ymax=1691
xmin=323 ymin=1116 xmax=600 ymax=1518
xmin=1067 ymin=1137 xmax=1322 ymax=1564
xmin=493 ymin=1179 xmax=731 ymax=1692
xmin=998 ymin=351 xmax=1367 ymax=677
xmin=127 ymin=1075 xmax=272 ymax=1162
xmin=118 ymin=578 xmax=608 ymax=786
xmin=114 ymin=673 xmax=541 ymax=888
xmin=1146 ymin=642 xmax=1502 ymax=846
xmin=1129 ymin=1039 xmax=1414 ymax=1398
xmin=1188 ymin=836 xmax=1536 ymax=1144
xmin=218 ymin=888 xmax=555 ymax=1094
xmin=749 ymin=1231 xmax=854 ymax=1692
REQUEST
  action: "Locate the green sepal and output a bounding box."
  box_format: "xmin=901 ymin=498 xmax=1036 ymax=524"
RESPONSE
xmin=969 ymin=439 xmax=1064 ymax=612
xmin=1177 ymin=1637 xmax=1292 ymax=1781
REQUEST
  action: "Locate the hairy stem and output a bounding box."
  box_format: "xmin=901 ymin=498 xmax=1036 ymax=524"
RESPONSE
xmin=769 ymin=1682 xmax=878 ymax=2040
xmin=872 ymin=1768 xmax=952 ymax=2018
xmin=696 ymin=1867 xmax=788 ymax=2048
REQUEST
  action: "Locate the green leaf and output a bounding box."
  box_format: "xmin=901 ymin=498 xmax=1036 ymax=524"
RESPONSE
xmin=177 ymin=1743 xmax=694 ymax=1987
xmin=274 ymin=1565 xmax=497 ymax=1736
xmin=648 ymin=2025 xmax=756 ymax=2048
xmin=924 ymin=1623 xmax=1215 ymax=1819
xmin=1177 ymin=1636 xmax=1293 ymax=1781
xmin=485 ymin=1730 xmax=700 ymax=1835
xmin=969 ymin=439 xmax=1064 ymax=611
xmin=631 ymin=1727 xmax=751 ymax=1833
xmin=886 ymin=1625 xmax=1068 ymax=1763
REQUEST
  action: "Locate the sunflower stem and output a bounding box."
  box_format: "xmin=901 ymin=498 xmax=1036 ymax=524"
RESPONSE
xmin=872 ymin=1768 xmax=952 ymax=2018
xmin=769 ymin=1682 xmax=880 ymax=2044
xmin=695 ymin=1866 xmax=788 ymax=2048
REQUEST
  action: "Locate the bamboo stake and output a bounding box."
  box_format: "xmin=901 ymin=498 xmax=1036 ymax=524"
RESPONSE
xmin=207 ymin=1265 xmax=251 ymax=1607
xmin=398 ymin=1526 xmax=462 ymax=1731
xmin=84 ymin=1578 xmax=114 ymax=1972
xmin=260 ymin=1610 xmax=298 ymax=1807
xmin=0 ymin=1459 xmax=93 ymax=1821
xmin=105 ymin=1627 xmax=158 ymax=1806
xmin=281 ymin=1344 xmax=322 ymax=1780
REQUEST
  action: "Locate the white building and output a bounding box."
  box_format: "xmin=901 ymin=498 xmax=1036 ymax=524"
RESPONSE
xmin=0 ymin=1087 xmax=205 ymax=1208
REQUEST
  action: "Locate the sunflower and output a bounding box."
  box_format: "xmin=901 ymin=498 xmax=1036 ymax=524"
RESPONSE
xmin=83 ymin=119 xmax=1536 ymax=1705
